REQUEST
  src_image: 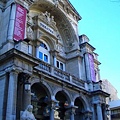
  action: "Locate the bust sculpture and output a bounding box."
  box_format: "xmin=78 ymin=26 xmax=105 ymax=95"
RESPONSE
xmin=21 ymin=105 xmax=36 ymax=120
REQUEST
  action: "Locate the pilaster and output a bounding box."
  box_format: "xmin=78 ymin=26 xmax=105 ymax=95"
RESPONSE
xmin=6 ymin=70 xmax=19 ymax=120
xmin=96 ymin=103 xmax=103 ymax=120
xmin=7 ymin=3 xmax=16 ymax=41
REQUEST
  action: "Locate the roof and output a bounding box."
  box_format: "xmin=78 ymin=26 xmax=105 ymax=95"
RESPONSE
xmin=109 ymin=99 xmax=120 ymax=109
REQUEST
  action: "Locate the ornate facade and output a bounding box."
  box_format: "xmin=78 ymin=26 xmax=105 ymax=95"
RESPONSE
xmin=0 ymin=0 xmax=109 ymax=120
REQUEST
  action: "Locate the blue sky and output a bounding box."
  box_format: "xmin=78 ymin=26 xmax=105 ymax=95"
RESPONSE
xmin=69 ymin=0 xmax=120 ymax=98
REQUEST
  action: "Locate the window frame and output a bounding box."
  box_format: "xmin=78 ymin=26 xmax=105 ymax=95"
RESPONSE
xmin=37 ymin=41 xmax=50 ymax=63
xmin=56 ymin=60 xmax=65 ymax=71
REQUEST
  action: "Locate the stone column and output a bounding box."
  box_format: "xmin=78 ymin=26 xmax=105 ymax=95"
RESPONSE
xmin=70 ymin=111 xmax=74 ymax=120
xmin=54 ymin=56 xmax=57 ymax=67
xmin=50 ymin=107 xmax=54 ymax=120
xmin=51 ymin=51 xmax=58 ymax=67
xmin=36 ymin=46 xmax=39 ymax=58
xmin=97 ymin=103 xmax=103 ymax=120
xmin=49 ymin=97 xmax=59 ymax=120
xmin=22 ymin=74 xmax=31 ymax=110
xmin=7 ymin=3 xmax=16 ymax=40
xmin=84 ymin=111 xmax=92 ymax=120
xmin=91 ymin=104 xmax=96 ymax=120
xmin=6 ymin=71 xmax=18 ymax=120
xmin=102 ymin=104 xmax=106 ymax=120
xmin=68 ymin=106 xmax=78 ymax=120
xmin=36 ymin=41 xmax=41 ymax=59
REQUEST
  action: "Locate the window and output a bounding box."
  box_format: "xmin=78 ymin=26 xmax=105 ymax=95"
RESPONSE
xmin=39 ymin=52 xmax=43 ymax=60
xmin=40 ymin=42 xmax=48 ymax=50
xmin=60 ymin=63 xmax=63 ymax=70
xmin=37 ymin=41 xmax=50 ymax=63
xmin=28 ymin=45 xmax=32 ymax=54
xmin=56 ymin=60 xmax=65 ymax=71
xmin=44 ymin=54 xmax=48 ymax=62
xmin=57 ymin=61 xmax=59 ymax=68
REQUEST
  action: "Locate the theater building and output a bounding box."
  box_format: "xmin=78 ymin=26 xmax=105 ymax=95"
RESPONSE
xmin=0 ymin=0 xmax=109 ymax=120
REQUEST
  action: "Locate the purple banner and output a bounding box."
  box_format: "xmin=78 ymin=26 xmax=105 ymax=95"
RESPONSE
xmin=88 ymin=54 xmax=96 ymax=82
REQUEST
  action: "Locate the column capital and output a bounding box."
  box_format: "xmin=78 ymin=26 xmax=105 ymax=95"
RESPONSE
xmin=97 ymin=102 xmax=102 ymax=106
xmin=84 ymin=110 xmax=92 ymax=119
xmin=50 ymin=50 xmax=59 ymax=56
xmin=50 ymin=99 xmax=59 ymax=110
xmin=45 ymin=98 xmax=59 ymax=110
xmin=67 ymin=105 xmax=78 ymax=115
xmin=92 ymin=101 xmax=102 ymax=106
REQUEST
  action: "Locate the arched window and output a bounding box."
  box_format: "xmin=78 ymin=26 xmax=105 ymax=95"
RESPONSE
xmin=40 ymin=42 xmax=48 ymax=50
xmin=37 ymin=41 xmax=50 ymax=63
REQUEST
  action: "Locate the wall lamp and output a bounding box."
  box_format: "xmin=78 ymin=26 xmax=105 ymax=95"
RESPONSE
xmin=24 ymin=80 xmax=31 ymax=91
xmin=18 ymin=72 xmax=31 ymax=92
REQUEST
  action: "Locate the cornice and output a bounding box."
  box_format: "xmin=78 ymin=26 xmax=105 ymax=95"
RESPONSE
xmin=80 ymin=42 xmax=95 ymax=51
xmin=0 ymin=48 xmax=39 ymax=66
xmin=94 ymin=59 xmax=101 ymax=65
xmin=67 ymin=0 xmax=82 ymax=20
xmin=91 ymin=90 xmax=110 ymax=97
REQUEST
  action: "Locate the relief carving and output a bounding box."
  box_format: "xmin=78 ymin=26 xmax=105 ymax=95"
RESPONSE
xmin=39 ymin=11 xmax=56 ymax=27
xmin=27 ymin=15 xmax=33 ymax=25
xmin=65 ymin=29 xmax=74 ymax=50
xmin=27 ymin=26 xmax=34 ymax=40
xmin=56 ymin=44 xmax=65 ymax=56
xmin=58 ymin=22 xmax=75 ymax=50
xmin=27 ymin=15 xmax=34 ymax=40
xmin=53 ymin=0 xmax=61 ymax=7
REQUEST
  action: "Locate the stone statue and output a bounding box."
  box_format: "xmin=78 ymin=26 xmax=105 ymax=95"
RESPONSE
xmin=27 ymin=26 xmax=34 ymax=40
xmin=21 ymin=105 xmax=36 ymax=120
xmin=54 ymin=0 xmax=60 ymax=7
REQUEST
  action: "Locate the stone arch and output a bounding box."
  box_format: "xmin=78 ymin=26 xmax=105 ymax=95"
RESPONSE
xmin=73 ymin=93 xmax=91 ymax=111
xmin=54 ymin=87 xmax=72 ymax=103
xmin=29 ymin=0 xmax=79 ymax=53
xmin=31 ymin=77 xmax=53 ymax=98
xmin=31 ymin=77 xmax=54 ymax=119
xmin=40 ymin=35 xmax=55 ymax=51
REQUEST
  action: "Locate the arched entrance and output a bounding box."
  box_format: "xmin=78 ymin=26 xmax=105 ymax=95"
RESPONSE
xmin=31 ymin=83 xmax=51 ymax=120
xmin=74 ymin=98 xmax=85 ymax=120
xmin=55 ymin=91 xmax=71 ymax=120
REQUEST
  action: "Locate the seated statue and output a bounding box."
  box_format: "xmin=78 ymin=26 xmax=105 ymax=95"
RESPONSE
xmin=21 ymin=105 xmax=36 ymax=120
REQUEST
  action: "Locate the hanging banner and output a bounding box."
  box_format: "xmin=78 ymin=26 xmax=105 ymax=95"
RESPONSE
xmin=13 ymin=4 xmax=27 ymax=41
xmin=88 ymin=53 xmax=96 ymax=82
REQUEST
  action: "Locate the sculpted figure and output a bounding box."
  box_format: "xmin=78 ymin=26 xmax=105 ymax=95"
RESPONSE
xmin=21 ymin=105 xmax=36 ymax=120
xmin=54 ymin=0 xmax=59 ymax=7
xmin=27 ymin=26 xmax=34 ymax=40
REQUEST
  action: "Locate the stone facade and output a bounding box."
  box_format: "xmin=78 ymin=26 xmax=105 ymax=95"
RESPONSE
xmin=102 ymin=79 xmax=119 ymax=101
xmin=0 ymin=0 xmax=109 ymax=120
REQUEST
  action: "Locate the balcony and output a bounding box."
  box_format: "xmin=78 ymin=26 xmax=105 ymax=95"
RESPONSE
xmin=34 ymin=60 xmax=85 ymax=89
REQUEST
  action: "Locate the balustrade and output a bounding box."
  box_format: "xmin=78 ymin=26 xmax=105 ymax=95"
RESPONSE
xmin=35 ymin=60 xmax=85 ymax=88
